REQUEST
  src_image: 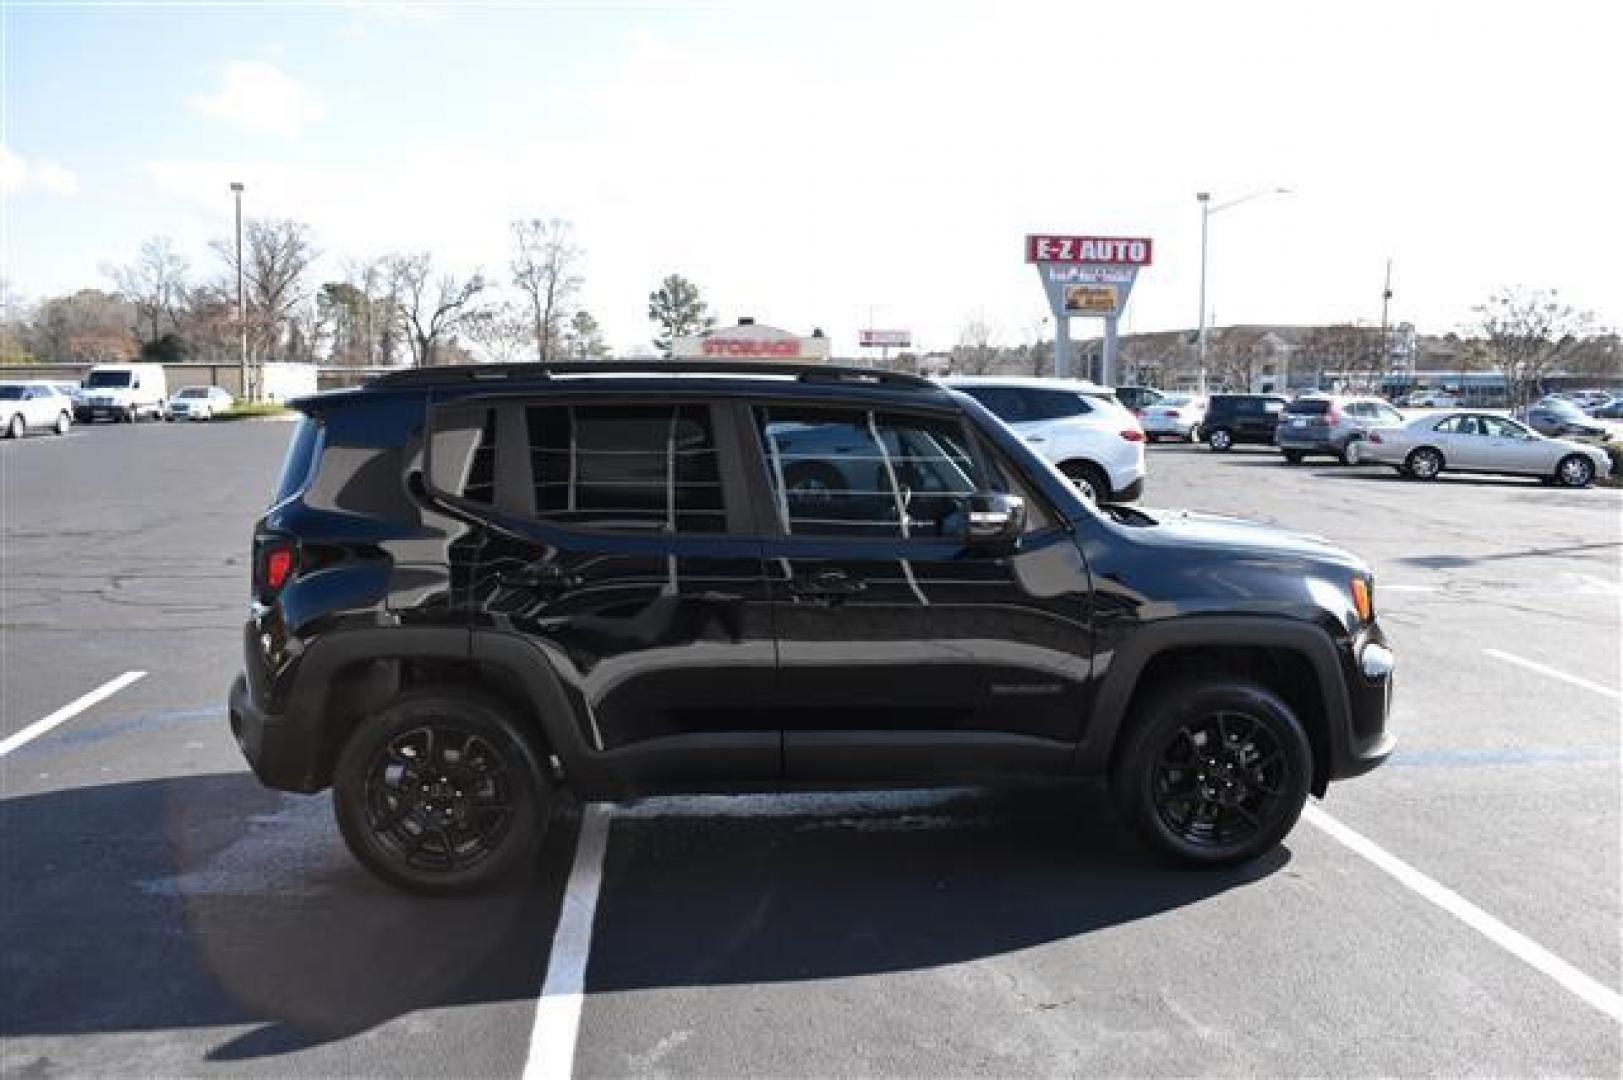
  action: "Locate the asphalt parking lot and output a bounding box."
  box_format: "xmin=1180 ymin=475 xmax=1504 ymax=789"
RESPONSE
xmin=2 ymin=420 xmax=1619 ymax=1077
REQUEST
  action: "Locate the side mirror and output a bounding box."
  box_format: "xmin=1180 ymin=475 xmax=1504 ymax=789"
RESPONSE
xmin=962 ymin=492 xmax=1025 ymax=551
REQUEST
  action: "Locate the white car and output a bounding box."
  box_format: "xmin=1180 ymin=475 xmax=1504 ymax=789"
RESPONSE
xmin=1140 ymin=393 xmax=1207 ymax=442
xmin=944 ymin=377 xmax=1147 ymax=501
xmin=1403 ymin=390 xmax=1460 ymax=408
xmin=168 ymin=385 xmax=235 ymax=421
xmin=1362 ymin=410 xmax=1612 ymax=487
xmin=0 ymin=381 xmax=75 ymax=438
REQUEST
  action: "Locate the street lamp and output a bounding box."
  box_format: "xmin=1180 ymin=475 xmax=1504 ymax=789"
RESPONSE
xmin=230 ymin=182 xmax=247 ymax=401
xmin=1195 ymin=186 xmax=1291 ymax=395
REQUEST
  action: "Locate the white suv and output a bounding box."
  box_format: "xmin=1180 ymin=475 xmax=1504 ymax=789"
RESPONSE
xmin=944 ymin=377 xmax=1147 ymax=501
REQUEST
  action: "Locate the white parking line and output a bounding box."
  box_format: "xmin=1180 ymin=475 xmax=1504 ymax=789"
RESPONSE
xmin=524 ymin=803 xmax=612 ymax=1080
xmin=0 ymin=671 xmax=147 ymax=757
xmin=1303 ymin=805 xmax=1622 ymax=1023
xmin=1483 ymin=648 xmax=1621 ymax=701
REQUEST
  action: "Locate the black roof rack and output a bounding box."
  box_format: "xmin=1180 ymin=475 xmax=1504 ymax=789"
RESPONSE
xmin=368 ymin=361 xmax=936 ymax=391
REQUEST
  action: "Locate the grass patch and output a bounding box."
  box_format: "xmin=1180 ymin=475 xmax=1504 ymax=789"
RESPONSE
xmin=216 ymin=403 xmax=295 ymax=421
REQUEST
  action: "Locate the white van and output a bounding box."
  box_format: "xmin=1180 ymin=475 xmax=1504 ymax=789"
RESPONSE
xmin=80 ymin=364 xmax=169 ymax=422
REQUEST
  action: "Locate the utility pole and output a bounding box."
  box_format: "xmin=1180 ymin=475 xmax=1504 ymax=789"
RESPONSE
xmin=231 ymin=182 xmax=247 ymax=401
xmin=1378 ymin=258 xmax=1393 ymax=386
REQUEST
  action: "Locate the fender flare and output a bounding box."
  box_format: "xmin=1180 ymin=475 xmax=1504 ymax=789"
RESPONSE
xmin=1075 ymin=615 xmax=1356 ymax=789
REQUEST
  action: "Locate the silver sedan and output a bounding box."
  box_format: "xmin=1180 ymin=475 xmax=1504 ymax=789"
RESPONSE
xmin=1362 ymin=411 xmax=1612 ymax=486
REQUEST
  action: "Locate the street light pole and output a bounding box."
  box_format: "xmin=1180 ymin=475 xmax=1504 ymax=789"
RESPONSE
xmin=1193 ymin=186 xmax=1291 ymax=396
xmin=1196 ymin=192 xmax=1211 ymax=395
xmin=230 ymin=182 xmax=247 ymax=401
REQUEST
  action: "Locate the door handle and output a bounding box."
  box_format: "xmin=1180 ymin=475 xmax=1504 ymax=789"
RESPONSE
xmin=499 ymin=564 xmax=575 ymax=592
xmin=789 ymin=568 xmax=866 ymax=598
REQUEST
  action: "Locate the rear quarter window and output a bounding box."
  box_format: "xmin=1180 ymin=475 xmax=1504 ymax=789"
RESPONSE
xmin=272 ymin=417 xmax=323 ymax=504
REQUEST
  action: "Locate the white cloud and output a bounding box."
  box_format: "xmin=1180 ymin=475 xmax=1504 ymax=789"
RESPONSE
xmin=0 ymin=143 xmax=79 ymax=197
xmin=189 ymin=61 xmax=325 ymax=139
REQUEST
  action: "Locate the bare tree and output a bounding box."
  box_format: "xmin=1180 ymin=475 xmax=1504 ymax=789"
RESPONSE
xmin=465 ymin=302 xmax=534 ymax=364
xmin=510 ymin=218 xmax=582 ymax=363
xmin=387 ymin=253 xmax=488 ymax=367
xmin=1468 ymin=287 xmax=1600 ymax=409
xmin=212 ymin=218 xmax=318 ymax=363
xmin=105 ymin=236 xmax=189 ymax=347
xmin=951 ymin=316 xmax=1000 ymax=375
xmin=1299 ymin=324 xmax=1380 ymax=391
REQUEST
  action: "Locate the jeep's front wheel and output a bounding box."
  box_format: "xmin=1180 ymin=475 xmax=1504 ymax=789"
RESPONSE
xmin=333 ymin=690 xmax=549 ymax=894
xmin=1111 ymin=679 xmax=1311 ymax=867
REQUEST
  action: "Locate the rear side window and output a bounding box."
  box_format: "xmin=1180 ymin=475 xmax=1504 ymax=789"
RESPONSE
xmin=1022 ymin=389 xmax=1093 ymax=420
xmin=957 ymin=386 xmax=1026 ymax=422
xmin=526 ymin=404 xmax=725 ymax=533
xmin=272 ymin=417 xmax=322 ymax=504
xmin=756 ymin=406 xmax=984 ymax=539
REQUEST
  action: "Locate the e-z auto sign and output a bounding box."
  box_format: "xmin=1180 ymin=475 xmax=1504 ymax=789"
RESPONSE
xmin=1026 ymin=235 xmax=1153 ymax=265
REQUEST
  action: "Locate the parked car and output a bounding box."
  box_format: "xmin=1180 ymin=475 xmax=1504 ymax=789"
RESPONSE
xmin=228 ymin=360 xmax=1393 ymax=893
xmin=0 ymin=381 xmax=74 ymax=438
xmin=1402 ymin=390 xmax=1460 ymax=408
xmin=1139 ymin=394 xmax=1206 ymax=442
xmin=1561 ymin=389 xmax=1614 ymax=411
xmin=1113 ymin=386 xmax=1166 ymax=415
xmin=1587 ymin=400 xmax=1623 ymax=420
xmin=79 ymin=363 xmax=168 ymax=422
xmin=168 ymin=385 xmax=235 ymax=421
xmin=1201 ymin=394 xmax=1290 ymax=451
xmin=1362 ymin=411 xmax=1611 ymax=486
xmin=946 ymin=377 xmax=1146 ymax=501
xmin=50 ymin=381 xmax=86 ymax=409
xmin=1275 ymin=395 xmax=1407 ymax=465
xmin=1515 ymin=397 xmax=1612 ymax=442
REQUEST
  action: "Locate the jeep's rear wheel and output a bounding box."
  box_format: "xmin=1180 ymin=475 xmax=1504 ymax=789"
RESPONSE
xmin=1112 ymin=679 xmax=1311 ymax=867
xmin=333 ymin=690 xmax=548 ymax=894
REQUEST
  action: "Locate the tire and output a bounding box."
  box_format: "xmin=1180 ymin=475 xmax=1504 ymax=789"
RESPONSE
xmin=332 ymin=689 xmax=549 ymax=895
xmin=782 ymin=462 xmax=846 ymax=503
xmin=1555 ymin=454 xmax=1594 ymax=488
xmin=1282 ymin=450 xmax=1305 ymax=465
xmin=123 ymin=407 xmax=136 ymax=424
xmin=1207 ymin=427 xmax=1234 ymax=452
xmin=1404 ymin=446 xmax=1444 ymax=480
xmin=1060 ymin=460 xmax=1111 ymax=503
xmin=54 ymin=411 xmax=71 ymax=436
xmin=1339 ymin=438 xmax=1363 ymax=466
xmin=1111 ymin=678 xmax=1312 ymax=867
xmin=5 ymin=413 xmax=23 ymax=439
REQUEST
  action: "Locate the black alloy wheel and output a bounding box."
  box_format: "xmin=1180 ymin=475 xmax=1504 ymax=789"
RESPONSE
xmin=333 ymin=690 xmax=547 ymax=894
xmin=1282 ymin=450 xmax=1305 ymax=465
xmin=1113 ymin=679 xmax=1311 ymax=867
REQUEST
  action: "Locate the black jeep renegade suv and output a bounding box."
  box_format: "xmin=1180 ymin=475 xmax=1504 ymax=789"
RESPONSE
xmin=229 ymin=362 xmax=1394 ymax=893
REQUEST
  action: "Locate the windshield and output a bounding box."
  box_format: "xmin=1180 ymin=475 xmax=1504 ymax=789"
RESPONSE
xmin=85 ymin=371 xmax=133 ymax=388
xmin=1286 ymin=399 xmax=1332 ymax=415
xmin=1157 ymin=394 xmax=1196 ymax=407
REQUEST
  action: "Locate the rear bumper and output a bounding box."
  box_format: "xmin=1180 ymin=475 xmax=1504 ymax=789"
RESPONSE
xmin=229 ymin=673 xmax=325 ymax=793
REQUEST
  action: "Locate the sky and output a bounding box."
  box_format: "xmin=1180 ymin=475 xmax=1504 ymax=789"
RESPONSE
xmin=2 ymin=0 xmax=1620 ymax=358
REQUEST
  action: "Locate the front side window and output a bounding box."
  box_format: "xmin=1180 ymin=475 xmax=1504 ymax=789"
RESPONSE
xmin=756 ymin=407 xmax=983 ymax=538
xmin=527 ymin=404 xmax=724 ymax=533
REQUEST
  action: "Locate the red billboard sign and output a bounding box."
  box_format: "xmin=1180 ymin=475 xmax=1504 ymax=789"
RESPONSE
xmin=701 ymin=337 xmax=801 ymax=357
xmin=1025 ymin=235 xmax=1153 ymax=265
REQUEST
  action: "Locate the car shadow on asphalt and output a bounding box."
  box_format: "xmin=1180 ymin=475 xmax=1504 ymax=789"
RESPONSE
xmin=0 ymin=774 xmax=1287 ymax=1063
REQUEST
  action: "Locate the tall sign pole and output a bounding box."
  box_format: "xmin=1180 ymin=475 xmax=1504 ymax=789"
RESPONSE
xmin=1026 ymin=234 xmax=1152 ymax=384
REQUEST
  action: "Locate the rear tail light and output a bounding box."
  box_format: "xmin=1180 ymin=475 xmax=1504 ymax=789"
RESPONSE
xmin=1326 ymin=406 xmax=1342 ymax=423
xmin=1368 ymin=432 xmax=1384 ymax=444
xmin=1120 ymin=429 xmax=1146 ymax=442
xmin=1164 ymin=409 xmax=1182 ymax=419
xmin=257 ymin=539 xmax=299 ymax=597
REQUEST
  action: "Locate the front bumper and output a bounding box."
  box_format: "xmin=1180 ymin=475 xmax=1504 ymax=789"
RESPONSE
xmin=1329 ymin=624 xmax=1396 ymax=781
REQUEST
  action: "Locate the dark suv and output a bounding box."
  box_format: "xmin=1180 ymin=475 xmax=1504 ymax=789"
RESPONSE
xmin=1202 ymin=394 xmax=1290 ymax=451
xmin=229 ymin=362 xmax=1394 ymax=893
